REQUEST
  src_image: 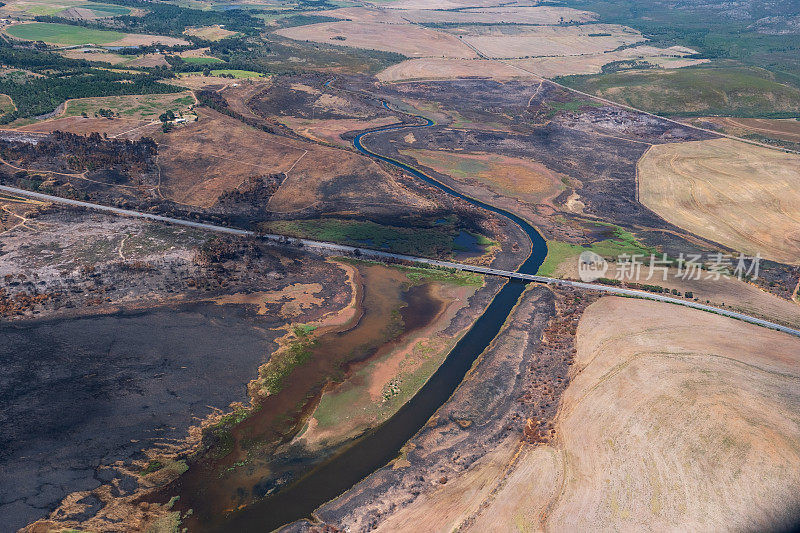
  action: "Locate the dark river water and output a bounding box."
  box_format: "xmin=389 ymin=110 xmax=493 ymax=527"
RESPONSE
xmin=216 ymin=108 xmax=549 ymax=531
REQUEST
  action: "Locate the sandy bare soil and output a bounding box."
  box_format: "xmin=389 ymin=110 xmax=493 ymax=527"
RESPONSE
xmin=509 ymin=45 xmax=706 ymax=77
xmin=454 ymin=23 xmax=645 ymax=59
xmin=471 ymin=297 xmax=800 ymax=532
xmin=377 ymin=58 xmax=535 ymax=81
xmin=318 ymin=6 xmax=595 ymax=24
xmin=638 ymin=138 xmax=800 ymax=264
xmin=275 ymin=21 xmax=477 ymax=58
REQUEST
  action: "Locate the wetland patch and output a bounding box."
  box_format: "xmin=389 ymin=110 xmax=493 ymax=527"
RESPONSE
xmin=157 ymin=262 xmax=473 ymax=530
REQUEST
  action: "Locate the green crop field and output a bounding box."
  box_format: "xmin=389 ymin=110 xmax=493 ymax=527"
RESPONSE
xmin=210 ymin=69 xmax=265 ymax=78
xmin=1 ymin=0 xmax=131 ymax=17
xmin=6 ymin=22 xmax=126 ymax=46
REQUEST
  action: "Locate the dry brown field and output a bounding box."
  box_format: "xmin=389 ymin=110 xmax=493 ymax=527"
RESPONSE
xmin=266 ymin=139 xmax=437 ymax=214
xmin=167 ymin=74 xmax=237 ymax=90
xmin=379 ymin=0 xmax=526 ymax=9
xmin=279 ymin=115 xmax=400 ymax=147
xmin=177 ymin=47 xmax=214 ymax=59
xmin=518 ymin=297 xmax=800 ymax=531
xmin=380 ymin=296 xmax=800 ymax=531
xmin=399 ymin=148 xmax=564 ymax=207
xmin=377 ymin=58 xmax=534 ymax=82
xmin=454 ymin=23 xmax=644 ymax=59
xmin=154 ymin=107 xmax=435 ymax=214
xmin=638 ymin=138 xmax=800 ymax=265
xmin=59 ymin=49 xmax=130 ymax=64
xmin=274 ymin=21 xmax=477 ymax=58
xmin=154 ymin=108 xmax=306 ymax=207
xmin=183 ymin=25 xmax=237 ymax=41
xmin=318 ymin=6 xmax=595 ymax=24
xmin=107 ymin=33 xmax=188 ymax=47
xmin=126 ymin=53 xmax=168 ymax=68
xmin=508 ymin=45 xmax=706 ymax=77
xmin=553 ymin=260 xmax=800 ymax=329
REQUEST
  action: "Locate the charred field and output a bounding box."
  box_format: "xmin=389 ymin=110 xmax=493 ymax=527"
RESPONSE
xmin=0 ymin=205 xmax=366 ymax=531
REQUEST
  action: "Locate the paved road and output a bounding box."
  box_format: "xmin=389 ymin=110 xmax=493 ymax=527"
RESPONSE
xmin=3 ymin=183 xmax=800 ymax=338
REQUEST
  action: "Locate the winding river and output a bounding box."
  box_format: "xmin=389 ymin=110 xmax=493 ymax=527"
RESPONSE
xmin=217 ymin=103 xmax=549 ymax=532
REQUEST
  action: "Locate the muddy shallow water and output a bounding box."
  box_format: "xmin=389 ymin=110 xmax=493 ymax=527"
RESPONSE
xmin=0 ymin=303 xmax=282 ymax=532
xmin=160 ymin=263 xmax=448 ymax=531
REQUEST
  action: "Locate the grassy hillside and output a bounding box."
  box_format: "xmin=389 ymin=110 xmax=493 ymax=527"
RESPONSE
xmin=557 ymin=65 xmax=800 ymax=117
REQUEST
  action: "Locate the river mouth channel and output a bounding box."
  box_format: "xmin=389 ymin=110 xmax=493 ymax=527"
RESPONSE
xmin=211 ymin=110 xmax=549 ymax=531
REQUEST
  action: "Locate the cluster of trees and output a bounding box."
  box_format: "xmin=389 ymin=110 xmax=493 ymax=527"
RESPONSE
xmin=159 ymin=110 xmax=176 ymax=123
xmin=0 ymin=40 xmax=183 ymax=122
xmin=196 ymin=236 xmax=262 ymax=266
xmin=216 ymin=174 xmax=284 ymax=212
xmin=0 ymin=70 xmax=183 ymax=122
xmin=600 ymin=59 xmax=656 ymax=73
xmin=36 ymin=0 xmax=265 ymax=38
xmin=0 ymin=41 xmax=90 ymax=70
